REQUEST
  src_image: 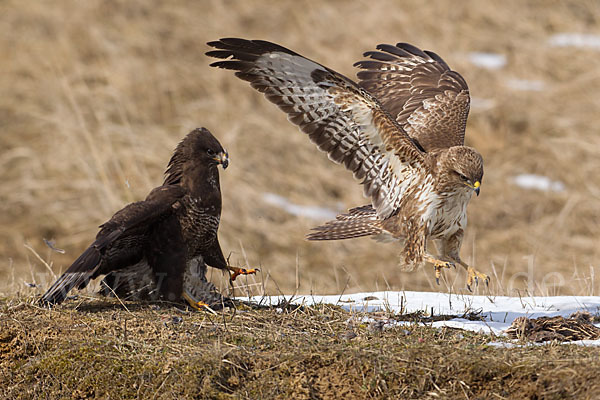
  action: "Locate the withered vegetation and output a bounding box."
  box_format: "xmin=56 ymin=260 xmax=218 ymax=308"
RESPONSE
xmin=3 ymin=0 xmax=600 ymax=296
xmin=2 ymin=297 xmax=600 ymax=399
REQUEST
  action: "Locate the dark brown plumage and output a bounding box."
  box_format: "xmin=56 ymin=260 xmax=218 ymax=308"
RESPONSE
xmin=207 ymin=38 xmax=487 ymax=289
xmin=40 ymin=128 xmax=232 ymax=307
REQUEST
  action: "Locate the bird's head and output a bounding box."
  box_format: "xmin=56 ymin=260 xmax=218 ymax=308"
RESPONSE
xmin=189 ymin=127 xmax=229 ymax=169
xmin=163 ymin=128 xmax=229 ymax=185
xmin=443 ymin=146 xmax=483 ymax=196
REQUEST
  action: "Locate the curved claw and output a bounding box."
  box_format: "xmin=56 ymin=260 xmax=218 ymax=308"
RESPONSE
xmin=433 ymin=260 xmax=454 ymax=285
xmin=182 ymin=291 xmax=217 ymax=314
xmin=229 ymin=267 xmax=260 ymax=281
xmin=466 ymin=277 xmax=477 ymax=292
xmin=466 ymin=267 xmax=489 ymax=292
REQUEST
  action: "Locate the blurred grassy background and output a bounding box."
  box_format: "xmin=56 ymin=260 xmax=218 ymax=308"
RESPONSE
xmin=3 ymin=0 xmax=600 ymax=297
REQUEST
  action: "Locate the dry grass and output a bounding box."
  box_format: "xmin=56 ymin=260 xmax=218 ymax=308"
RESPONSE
xmin=3 ymin=0 xmax=600 ymax=297
xmin=3 ymin=296 xmax=600 ymax=399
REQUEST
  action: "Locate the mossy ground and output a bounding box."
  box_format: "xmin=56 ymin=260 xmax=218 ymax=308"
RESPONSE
xmin=2 ymin=297 xmax=600 ymax=399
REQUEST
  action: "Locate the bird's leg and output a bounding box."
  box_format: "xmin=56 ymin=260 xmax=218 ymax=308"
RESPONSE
xmin=222 ymin=252 xmax=259 ymax=281
xmin=182 ymin=290 xmax=212 ymax=311
xmin=226 ymin=265 xmax=259 ymax=281
xmin=457 ymin=261 xmax=490 ymax=292
xmin=424 ymin=254 xmax=455 ymax=285
xmin=181 ymin=291 xmax=220 ymax=314
xmin=440 ymin=230 xmax=490 ymax=291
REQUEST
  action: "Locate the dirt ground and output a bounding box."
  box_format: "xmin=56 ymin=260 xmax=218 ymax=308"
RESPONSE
xmin=2 ymin=296 xmax=600 ymax=399
xmin=3 ymin=0 xmax=600 ymax=297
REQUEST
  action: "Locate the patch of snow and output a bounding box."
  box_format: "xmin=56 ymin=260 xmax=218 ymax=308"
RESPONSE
xmin=505 ymin=78 xmax=546 ymax=92
xmin=571 ymin=339 xmax=600 ymax=347
xmin=246 ymin=291 xmax=600 ymax=339
xmin=512 ymin=174 xmax=566 ymax=192
xmin=467 ymin=52 xmax=506 ymax=70
xmin=549 ymin=33 xmax=600 ymax=50
xmin=488 ymin=339 xmax=600 ymax=348
xmin=487 ymin=341 xmax=521 ymax=348
xmin=262 ymin=192 xmax=339 ymax=221
xmin=470 ymin=97 xmax=496 ymax=111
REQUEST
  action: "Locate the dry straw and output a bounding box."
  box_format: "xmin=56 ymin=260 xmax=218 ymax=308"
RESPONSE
xmin=3 ymin=0 xmax=600 ymax=297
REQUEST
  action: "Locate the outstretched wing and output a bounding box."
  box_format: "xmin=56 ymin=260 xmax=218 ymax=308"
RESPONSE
xmin=306 ymin=205 xmax=382 ymax=241
xmin=40 ymin=185 xmax=185 ymax=305
xmin=207 ymin=38 xmax=426 ymax=219
xmin=354 ymin=43 xmax=470 ymax=151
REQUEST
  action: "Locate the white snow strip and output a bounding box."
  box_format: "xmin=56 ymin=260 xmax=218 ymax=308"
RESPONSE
xmin=262 ymin=192 xmax=339 ymax=220
xmin=488 ymin=339 xmax=600 ymax=348
xmin=487 ymin=341 xmax=521 ymax=348
xmin=549 ymin=33 xmax=600 ymax=50
xmin=505 ymin=78 xmax=546 ymax=92
xmin=571 ymin=339 xmax=600 ymax=346
xmin=467 ymin=52 xmax=507 ymax=70
xmin=246 ymin=291 xmax=600 ymax=339
xmin=512 ymin=174 xmax=565 ymax=192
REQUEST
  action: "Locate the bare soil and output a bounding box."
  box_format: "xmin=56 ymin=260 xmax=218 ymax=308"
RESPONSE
xmin=2 ymin=296 xmax=600 ymax=399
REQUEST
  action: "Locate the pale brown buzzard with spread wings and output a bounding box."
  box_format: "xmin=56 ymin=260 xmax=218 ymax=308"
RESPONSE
xmin=207 ymin=39 xmax=487 ymax=289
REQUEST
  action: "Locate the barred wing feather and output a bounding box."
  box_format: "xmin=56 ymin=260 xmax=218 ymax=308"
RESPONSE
xmin=208 ymin=38 xmax=426 ymax=219
xmin=354 ymin=42 xmax=470 ymax=151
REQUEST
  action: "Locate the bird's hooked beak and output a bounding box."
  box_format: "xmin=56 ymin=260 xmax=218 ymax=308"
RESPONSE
xmin=473 ymin=180 xmax=481 ymax=196
xmin=463 ymin=180 xmax=481 ymax=196
xmin=214 ymin=151 xmax=229 ymax=169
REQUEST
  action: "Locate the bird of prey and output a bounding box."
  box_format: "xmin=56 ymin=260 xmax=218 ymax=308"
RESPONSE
xmin=40 ymin=128 xmax=256 ymax=308
xmin=207 ymin=38 xmax=487 ymax=289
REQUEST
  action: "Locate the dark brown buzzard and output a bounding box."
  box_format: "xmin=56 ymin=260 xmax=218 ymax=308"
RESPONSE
xmin=40 ymin=128 xmax=256 ymax=308
xmin=207 ymin=39 xmax=487 ymax=289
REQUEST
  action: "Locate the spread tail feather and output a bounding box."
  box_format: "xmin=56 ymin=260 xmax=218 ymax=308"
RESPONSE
xmin=306 ymin=205 xmax=382 ymax=241
xmin=99 ymin=260 xmax=155 ymax=300
xmin=39 ymin=246 xmax=101 ymax=305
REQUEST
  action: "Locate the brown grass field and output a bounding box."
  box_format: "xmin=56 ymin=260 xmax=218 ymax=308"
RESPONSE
xmin=4 ymin=1 xmax=600 ymax=398
xmin=3 ymin=0 xmax=600 ymax=297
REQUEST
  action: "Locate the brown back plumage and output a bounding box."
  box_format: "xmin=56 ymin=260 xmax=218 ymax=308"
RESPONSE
xmin=354 ymin=43 xmax=470 ymax=151
xmin=40 ymin=128 xmax=230 ymax=305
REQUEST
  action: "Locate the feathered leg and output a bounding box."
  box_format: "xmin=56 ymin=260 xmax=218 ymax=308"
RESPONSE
xmin=203 ymin=238 xmax=258 ymax=282
xmin=400 ymin=220 xmax=453 ymax=282
xmin=441 ymin=229 xmax=489 ymax=291
xmin=181 ymin=257 xmax=235 ymax=310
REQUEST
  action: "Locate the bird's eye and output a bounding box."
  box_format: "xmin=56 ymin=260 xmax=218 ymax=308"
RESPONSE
xmin=207 ymin=149 xmax=215 ymax=156
xmin=459 ymin=174 xmax=468 ymax=181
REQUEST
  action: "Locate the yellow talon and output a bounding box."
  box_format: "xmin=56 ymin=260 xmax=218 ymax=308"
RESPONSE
xmin=434 ymin=261 xmax=454 ymax=285
xmin=466 ymin=267 xmax=490 ymax=291
xmin=424 ymin=256 xmax=455 ymax=285
xmin=228 ymin=266 xmax=259 ymax=281
xmin=182 ymin=291 xmax=215 ymax=313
